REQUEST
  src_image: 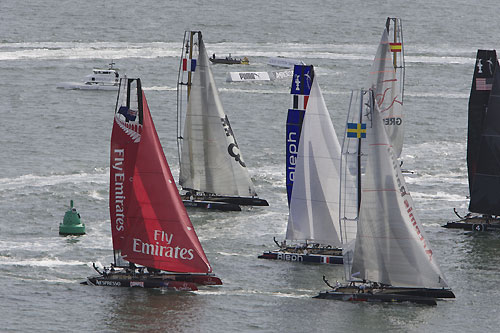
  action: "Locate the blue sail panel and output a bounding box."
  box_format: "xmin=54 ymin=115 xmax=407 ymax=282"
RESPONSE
xmin=290 ymin=65 xmax=314 ymax=96
xmin=286 ymin=109 xmax=305 ymax=204
xmin=286 ymin=65 xmax=315 ymax=206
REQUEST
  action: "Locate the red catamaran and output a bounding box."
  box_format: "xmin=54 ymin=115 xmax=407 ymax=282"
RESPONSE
xmin=84 ymin=78 xmax=222 ymax=291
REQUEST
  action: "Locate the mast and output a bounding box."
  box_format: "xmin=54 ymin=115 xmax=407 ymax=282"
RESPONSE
xmin=389 ymin=17 xmax=398 ymax=70
xmin=356 ymin=90 xmax=363 ymax=212
xmin=177 ymin=31 xmax=188 ymax=168
xmin=177 ymin=31 xmax=200 ymax=170
xmin=340 ymin=89 xmax=367 ymax=281
xmin=187 ymin=31 xmax=196 ymax=98
xmin=392 ymin=17 xmax=405 ymax=103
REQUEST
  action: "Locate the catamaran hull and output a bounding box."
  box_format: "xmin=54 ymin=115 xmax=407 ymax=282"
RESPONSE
xmin=182 ymin=194 xmax=268 ymax=207
xmin=84 ymin=276 xmax=198 ymax=291
xmin=84 ymin=273 xmax=222 ymax=291
xmin=443 ymin=217 xmax=500 ymax=231
xmin=387 ymin=287 xmax=455 ymax=298
xmin=334 ymin=286 xmax=455 ymax=299
xmin=258 ymin=251 xmax=343 ymax=265
xmin=182 ymin=200 xmax=241 ymax=211
xmin=57 ymin=82 xmax=119 ymax=91
xmin=314 ymin=291 xmax=438 ymax=306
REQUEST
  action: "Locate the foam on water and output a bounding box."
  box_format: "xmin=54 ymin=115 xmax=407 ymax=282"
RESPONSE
xmin=0 ymin=41 xmax=477 ymax=67
xmin=0 ymin=257 xmax=86 ymax=267
xmin=0 ymin=170 xmax=108 ymax=191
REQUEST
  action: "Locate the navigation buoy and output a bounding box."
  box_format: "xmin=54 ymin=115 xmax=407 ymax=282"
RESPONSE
xmin=59 ymin=200 xmax=86 ymax=235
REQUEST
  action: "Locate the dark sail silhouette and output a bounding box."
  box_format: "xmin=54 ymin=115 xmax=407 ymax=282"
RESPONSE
xmin=469 ymin=51 xmax=500 ymax=215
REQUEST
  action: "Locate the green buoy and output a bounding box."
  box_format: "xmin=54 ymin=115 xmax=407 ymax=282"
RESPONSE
xmin=59 ymin=200 xmax=86 ymax=236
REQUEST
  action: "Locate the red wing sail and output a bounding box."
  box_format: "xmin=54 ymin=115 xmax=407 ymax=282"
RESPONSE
xmin=110 ymin=78 xmax=212 ymax=273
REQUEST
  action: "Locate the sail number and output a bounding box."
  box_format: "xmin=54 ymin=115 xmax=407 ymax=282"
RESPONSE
xmin=383 ymin=117 xmax=402 ymax=125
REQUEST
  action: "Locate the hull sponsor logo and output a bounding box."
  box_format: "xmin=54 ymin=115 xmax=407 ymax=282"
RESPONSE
xmin=277 ymin=253 xmax=303 ymax=262
xmin=96 ymin=280 xmax=121 ymax=287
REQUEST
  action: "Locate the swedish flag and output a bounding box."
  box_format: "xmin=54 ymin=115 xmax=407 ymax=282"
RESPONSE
xmin=347 ymin=123 xmax=366 ymax=138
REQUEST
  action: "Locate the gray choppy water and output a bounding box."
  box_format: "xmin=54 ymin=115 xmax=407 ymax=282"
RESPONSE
xmin=2 ymin=0 xmax=500 ymax=332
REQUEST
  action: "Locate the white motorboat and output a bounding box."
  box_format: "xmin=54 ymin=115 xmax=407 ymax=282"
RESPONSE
xmin=57 ymin=62 xmax=120 ymax=90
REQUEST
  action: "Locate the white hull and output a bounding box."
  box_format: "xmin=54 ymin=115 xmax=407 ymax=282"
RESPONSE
xmin=57 ymin=82 xmax=119 ymax=91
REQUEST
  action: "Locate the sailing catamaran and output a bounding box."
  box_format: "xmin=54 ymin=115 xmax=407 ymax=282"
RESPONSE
xmin=444 ymin=49 xmax=500 ymax=231
xmin=176 ymin=31 xmax=268 ymax=211
xmin=259 ymin=65 xmax=357 ymax=265
xmin=315 ymin=90 xmax=454 ymax=305
xmin=84 ymin=78 xmax=222 ymax=290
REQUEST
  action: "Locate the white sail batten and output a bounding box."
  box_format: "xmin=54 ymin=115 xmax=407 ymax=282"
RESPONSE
xmin=285 ymin=78 xmax=342 ymax=246
xmin=368 ymin=25 xmax=404 ymax=158
xmin=179 ymin=36 xmax=256 ymax=197
xmin=351 ymin=101 xmax=448 ymax=289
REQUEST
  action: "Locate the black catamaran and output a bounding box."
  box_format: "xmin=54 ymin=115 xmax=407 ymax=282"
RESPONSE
xmin=444 ymin=49 xmax=500 ymax=231
xmin=176 ymin=31 xmax=268 ymax=211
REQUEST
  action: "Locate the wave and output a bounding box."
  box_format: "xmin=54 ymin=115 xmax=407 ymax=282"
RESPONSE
xmin=0 ymin=169 xmax=108 ymax=191
xmin=0 ymin=41 xmax=477 ymax=66
xmin=218 ymin=86 xmax=467 ymax=100
xmin=217 ymin=251 xmax=256 ymax=257
xmin=0 ymin=41 xmax=180 ymax=61
xmin=143 ymin=85 xmax=176 ymax=91
xmin=0 ymin=257 xmax=86 ymax=267
xmin=410 ymin=191 xmax=466 ymax=202
xmin=195 ymin=288 xmax=311 ymax=298
xmin=405 ymin=92 xmax=469 ymax=99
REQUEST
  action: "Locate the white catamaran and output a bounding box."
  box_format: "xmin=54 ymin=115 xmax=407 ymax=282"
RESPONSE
xmin=259 ymin=65 xmax=357 ymax=265
xmin=315 ymin=90 xmax=454 ymax=305
xmin=176 ymin=31 xmax=268 ymax=211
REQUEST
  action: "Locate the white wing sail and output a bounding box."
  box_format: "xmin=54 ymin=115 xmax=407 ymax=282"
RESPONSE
xmin=179 ymin=34 xmax=256 ymax=197
xmin=368 ymin=19 xmax=405 ymax=157
xmin=351 ymin=96 xmax=448 ymax=289
xmin=286 ymin=78 xmax=343 ymax=246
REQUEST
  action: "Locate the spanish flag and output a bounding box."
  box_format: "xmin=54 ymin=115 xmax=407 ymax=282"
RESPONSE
xmin=390 ymin=42 xmax=402 ymax=52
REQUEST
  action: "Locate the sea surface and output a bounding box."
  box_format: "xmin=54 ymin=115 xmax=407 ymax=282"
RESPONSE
xmin=2 ymin=0 xmax=500 ymax=332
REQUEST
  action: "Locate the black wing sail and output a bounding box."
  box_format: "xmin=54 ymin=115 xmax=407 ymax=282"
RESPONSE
xmin=467 ymin=50 xmax=498 ymax=196
xmin=469 ymin=55 xmax=500 ymax=215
